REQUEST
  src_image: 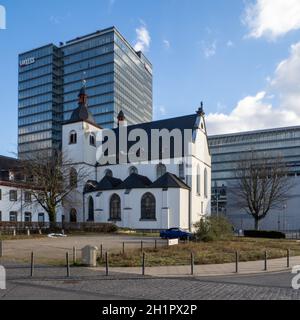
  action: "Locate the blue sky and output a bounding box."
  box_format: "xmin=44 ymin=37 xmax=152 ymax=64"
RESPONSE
xmin=1 ymin=0 xmax=300 ymax=156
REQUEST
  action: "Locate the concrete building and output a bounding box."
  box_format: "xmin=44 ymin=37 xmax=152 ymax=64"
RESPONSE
xmin=209 ymin=126 xmax=300 ymax=231
xmin=18 ymin=27 xmax=153 ymax=159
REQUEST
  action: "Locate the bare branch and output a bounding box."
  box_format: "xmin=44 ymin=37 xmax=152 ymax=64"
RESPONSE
xmin=232 ymin=150 xmax=294 ymax=230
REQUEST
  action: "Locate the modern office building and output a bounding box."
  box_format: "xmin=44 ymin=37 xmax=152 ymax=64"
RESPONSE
xmin=208 ymin=126 xmax=300 ymax=231
xmin=18 ymin=27 xmax=153 ymax=158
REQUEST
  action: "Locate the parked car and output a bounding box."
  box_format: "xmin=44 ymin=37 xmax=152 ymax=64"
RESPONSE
xmin=160 ymin=228 xmax=193 ymax=241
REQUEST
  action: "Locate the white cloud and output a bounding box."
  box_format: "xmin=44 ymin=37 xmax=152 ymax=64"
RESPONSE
xmin=49 ymin=13 xmax=71 ymax=25
xmin=243 ymin=0 xmax=300 ymax=40
xmin=226 ymin=40 xmax=234 ymax=48
xmin=206 ymin=42 xmax=300 ymax=135
xmin=134 ymin=25 xmax=151 ymax=52
xmin=202 ymin=40 xmax=217 ymax=58
xmin=153 ymin=105 xmax=167 ymax=119
xmin=160 ymin=106 xmax=167 ymax=116
xmin=50 ymin=16 xmax=61 ymax=25
xmin=163 ymin=39 xmax=170 ymax=49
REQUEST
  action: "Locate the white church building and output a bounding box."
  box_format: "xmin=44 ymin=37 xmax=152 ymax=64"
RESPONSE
xmin=61 ymin=85 xmax=212 ymax=231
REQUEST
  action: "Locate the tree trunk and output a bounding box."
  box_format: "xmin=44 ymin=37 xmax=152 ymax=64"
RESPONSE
xmin=48 ymin=208 xmax=57 ymax=232
xmin=254 ymin=218 xmax=259 ymax=231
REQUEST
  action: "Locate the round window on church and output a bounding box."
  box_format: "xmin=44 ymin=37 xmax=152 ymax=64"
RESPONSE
xmin=129 ymin=166 xmax=138 ymax=175
xmin=105 ymin=169 xmax=113 ymax=178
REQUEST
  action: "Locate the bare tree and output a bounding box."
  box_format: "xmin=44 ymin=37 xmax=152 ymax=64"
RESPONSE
xmin=233 ymin=151 xmax=294 ymax=230
xmin=20 ymin=151 xmax=88 ymax=228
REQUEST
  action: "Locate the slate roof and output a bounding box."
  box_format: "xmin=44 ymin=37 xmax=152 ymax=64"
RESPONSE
xmin=116 ymin=173 xmax=152 ymax=190
xmin=113 ymin=113 xmax=198 ymax=138
xmin=84 ymin=172 xmax=190 ymax=193
xmin=64 ymin=86 xmax=101 ymax=128
xmin=97 ymin=113 xmax=199 ymax=165
xmin=96 ymin=176 xmax=123 ymax=191
xmin=150 ymin=172 xmax=190 ymax=190
xmin=65 ymin=105 xmax=99 ymax=127
xmin=84 ymin=180 xmax=98 ymax=193
xmin=0 ymin=156 xmax=20 ymax=170
xmin=0 ymin=156 xmax=22 ymax=181
xmin=84 ymin=176 xmax=123 ymax=193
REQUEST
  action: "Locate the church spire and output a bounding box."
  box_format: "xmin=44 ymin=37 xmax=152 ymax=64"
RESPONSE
xmin=197 ymin=101 xmax=205 ymax=116
xmin=78 ymin=79 xmax=88 ymax=107
xmin=66 ymin=80 xmax=99 ymax=127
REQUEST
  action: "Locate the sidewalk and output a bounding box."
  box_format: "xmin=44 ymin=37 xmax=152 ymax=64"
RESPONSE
xmin=92 ymin=256 xmax=300 ymax=277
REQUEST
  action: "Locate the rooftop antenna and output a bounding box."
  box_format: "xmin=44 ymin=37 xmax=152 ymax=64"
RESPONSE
xmin=82 ymin=72 xmax=87 ymax=87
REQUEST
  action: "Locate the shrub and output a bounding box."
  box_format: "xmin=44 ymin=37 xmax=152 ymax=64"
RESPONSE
xmin=244 ymin=230 xmax=286 ymax=239
xmin=194 ymin=216 xmax=233 ymax=242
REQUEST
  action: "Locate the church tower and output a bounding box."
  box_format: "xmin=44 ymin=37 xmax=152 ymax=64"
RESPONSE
xmin=62 ymin=81 xmax=102 ymax=166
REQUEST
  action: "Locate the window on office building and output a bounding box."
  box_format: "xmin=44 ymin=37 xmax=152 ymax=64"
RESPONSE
xmin=9 ymin=212 xmax=18 ymax=222
xmin=24 ymin=191 xmax=32 ymax=202
xmin=24 ymin=212 xmax=32 ymax=223
xmin=9 ymin=190 xmax=18 ymax=202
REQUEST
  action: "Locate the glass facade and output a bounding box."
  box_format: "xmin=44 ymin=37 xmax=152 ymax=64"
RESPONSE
xmin=208 ymin=126 xmax=300 ymax=215
xmin=18 ymin=27 xmax=153 ymax=158
xmin=18 ymin=44 xmax=63 ymax=158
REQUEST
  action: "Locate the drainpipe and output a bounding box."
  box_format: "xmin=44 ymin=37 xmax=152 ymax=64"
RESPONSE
xmin=83 ymin=192 xmax=86 ymax=223
xmin=187 ymin=175 xmax=192 ymax=232
xmin=20 ymin=189 xmax=23 ymax=224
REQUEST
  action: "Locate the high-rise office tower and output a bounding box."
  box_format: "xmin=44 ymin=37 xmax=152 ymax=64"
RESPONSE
xmin=18 ymin=27 xmax=153 ymax=158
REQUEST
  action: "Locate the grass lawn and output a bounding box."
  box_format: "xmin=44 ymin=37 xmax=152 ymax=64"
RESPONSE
xmin=0 ymin=234 xmax=45 ymax=241
xmin=98 ymin=237 xmax=300 ymax=267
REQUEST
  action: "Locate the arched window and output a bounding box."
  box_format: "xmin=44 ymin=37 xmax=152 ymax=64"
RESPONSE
xmin=105 ymin=169 xmax=113 ymax=178
xmin=197 ymin=165 xmax=201 ymax=195
xmin=129 ymin=166 xmax=138 ymax=175
xmin=156 ymin=163 xmax=166 ymax=179
xmin=70 ymin=209 xmax=77 ymax=223
xmin=110 ymin=194 xmax=121 ymax=221
xmin=70 ymin=168 xmax=78 ymax=188
xmin=69 ymin=131 xmax=77 ymax=145
xmin=88 ymin=197 xmax=94 ymax=222
xmin=89 ymin=133 xmax=96 ymax=147
xmin=204 ymin=168 xmax=208 ymax=198
xmin=141 ymin=193 xmax=156 ymax=220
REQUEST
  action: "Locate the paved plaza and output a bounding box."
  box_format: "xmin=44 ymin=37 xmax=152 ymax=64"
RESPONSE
xmin=0 ymin=264 xmax=299 ymax=300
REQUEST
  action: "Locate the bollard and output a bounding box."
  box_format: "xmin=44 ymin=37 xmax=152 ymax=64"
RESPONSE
xmin=235 ymin=251 xmax=239 ymax=274
xmin=287 ymin=249 xmax=290 ymax=268
xmin=264 ymin=251 xmax=268 ymax=271
xmin=100 ymin=244 xmax=103 ymax=260
xmin=66 ymin=252 xmax=70 ymax=278
xmin=191 ymin=252 xmax=195 ymax=276
xmin=105 ymin=252 xmax=109 ymax=276
xmin=13 ymin=228 xmax=16 ymax=237
xmin=142 ymin=252 xmax=146 ymax=276
xmin=30 ymin=252 xmax=34 ymax=277
xmin=27 ymin=229 xmax=30 ymax=237
xmin=0 ymin=241 xmax=2 ymax=258
xmin=155 ymin=240 xmax=157 ymax=250
xmin=122 ymin=242 xmax=125 ymax=255
xmin=73 ymin=247 xmax=77 ymax=265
